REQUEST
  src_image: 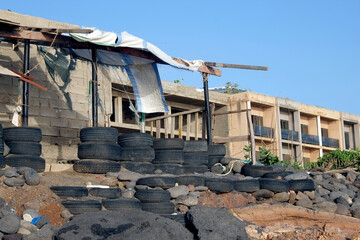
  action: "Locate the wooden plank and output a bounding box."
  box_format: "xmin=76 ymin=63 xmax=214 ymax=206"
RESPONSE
xmin=171 ymin=117 xmax=175 ymax=138
xmin=172 ymin=58 xmax=221 ymax=77
xmin=164 ymin=114 xmax=168 ymax=139
xmin=145 ymin=107 xmax=204 ymax=122
xmin=156 ymin=120 xmax=161 ymax=138
xmin=186 ymin=114 xmax=191 ymax=140
xmin=150 ymin=121 xmax=154 ymax=136
xmin=205 ymin=62 xmax=268 ymax=71
xmin=114 ymin=97 xmax=122 ymax=123
xmin=19 ymin=77 xmax=47 ymax=91
xmin=246 ymin=102 xmax=256 ymax=165
xmin=195 ymin=112 xmax=199 ymax=140
xmin=178 ymin=115 xmax=183 ymax=138
xmin=213 ymin=109 xmax=250 ymax=116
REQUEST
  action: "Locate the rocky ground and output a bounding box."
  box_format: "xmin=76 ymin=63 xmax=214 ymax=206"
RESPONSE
xmin=0 ymin=165 xmax=360 ymax=239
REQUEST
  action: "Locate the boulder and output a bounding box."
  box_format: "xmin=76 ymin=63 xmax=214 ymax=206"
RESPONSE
xmin=3 ymin=178 xmax=25 ymax=187
xmin=273 ymin=192 xmax=289 ymax=202
xmin=23 ymin=224 xmax=55 ymax=240
xmin=335 ymin=204 xmax=351 ymax=216
xmin=295 ymin=198 xmax=313 ymax=209
xmin=346 ymin=172 xmax=357 ymax=182
xmin=23 ymin=168 xmax=41 ymax=186
xmin=168 ymin=185 xmax=189 ymax=199
xmin=55 ymin=210 xmax=192 ymax=240
xmin=186 ymin=206 xmax=248 ymax=240
xmin=174 ymin=194 xmax=198 ymax=207
xmin=312 ymin=201 xmax=337 ymax=213
xmin=284 ymin=171 xmax=309 ymax=181
xmin=350 ymin=206 xmax=360 ymax=219
xmin=252 ymin=189 xmax=274 ymax=200
xmin=118 ymin=172 xmax=142 ymax=182
xmin=232 ymin=161 xmax=244 ymax=173
xmin=0 ymin=214 xmax=20 ymax=234
xmin=4 ymin=168 xmax=19 ymax=178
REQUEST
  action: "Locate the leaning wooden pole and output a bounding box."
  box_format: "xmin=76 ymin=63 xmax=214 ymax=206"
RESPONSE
xmin=202 ymin=73 xmax=212 ymax=145
xmin=22 ymin=39 xmax=30 ymax=126
xmin=246 ymin=101 xmax=256 ymax=165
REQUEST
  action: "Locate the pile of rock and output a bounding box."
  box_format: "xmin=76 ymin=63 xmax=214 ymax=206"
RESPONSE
xmin=2 ymin=167 xmax=41 ymax=187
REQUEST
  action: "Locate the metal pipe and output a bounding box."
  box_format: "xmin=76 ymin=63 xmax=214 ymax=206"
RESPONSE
xmin=202 ymin=73 xmax=212 ymax=145
xmin=92 ymin=48 xmax=98 ymax=127
xmin=22 ymin=39 xmax=30 ymax=126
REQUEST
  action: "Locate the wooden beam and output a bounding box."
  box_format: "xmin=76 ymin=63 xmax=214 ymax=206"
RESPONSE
xmin=173 ymin=58 xmax=222 ymax=77
xmin=205 ymin=62 xmax=268 ymax=71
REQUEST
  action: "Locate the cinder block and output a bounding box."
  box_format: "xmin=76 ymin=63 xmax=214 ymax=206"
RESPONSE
xmin=40 ymin=126 xmax=60 ymax=137
xmin=40 ymin=107 xmax=59 ymax=118
xmin=0 ymin=103 xmax=16 ymax=113
xmin=51 ymin=118 xmax=68 ymax=128
xmin=40 ymin=90 xmax=59 ymax=100
xmin=68 ymin=119 xmax=88 ymax=129
xmin=29 ymin=106 xmax=40 ymax=115
xmin=50 ymin=99 xmax=70 ymax=110
xmin=30 ymin=98 xmax=49 ymax=107
xmin=72 ymin=103 xmax=88 ymax=112
xmin=41 ymin=145 xmax=78 ymax=162
xmin=29 ymin=116 xmax=51 ymax=126
xmin=76 ymin=111 xmax=89 ymax=121
xmin=59 ymin=109 xmax=77 ymax=119
xmin=59 ymin=128 xmax=79 ymax=139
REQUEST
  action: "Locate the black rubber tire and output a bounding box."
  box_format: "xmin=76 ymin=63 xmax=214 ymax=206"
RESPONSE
xmin=288 ymin=179 xmax=316 ymax=192
xmin=0 ymin=155 xmax=5 ymax=168
xmin=183 ymin=140 xmax=208 ymax=152
xmin=136 ymin=177 xmax=176 ymax=189
xmin=134 ymin=189 xmax=171 ymax=203
xmin=73 ymin=159 xmax=121 ymax=174
xmin=183 ymin=165 xmax=208 ymax=174
xmin=6 ymin=141 xmax=42 ymax=156
xmin=50 ymin=186 xmax=88 ymax=198
xmin=153 ymin=164 xmax=184 ymax=175
xmin=120 ymin=147 xmax=155 ymax=162
xmin=80 ymin=127 xmax=118 ymax=142
xmin=5 ymin=155 xmax=45 ymax=172
xmin=233 ymin=179 xmax=260 ymax=193
xmin=141 ymin=202 xmax=175 ymax=214
xmin=0 ymin=139 xmax=3 ymax=154
xmin=263 ymin=171 xmax=294 ymax=180
xmin=242 ymin=164 xmax=279 ymax=178
xmin=208 ymin=144 xmax=226 ymax=156
xmin=3 ymin=127 xmax=42 ymax=142
xmin=61 ymin=200 xmax=102 ymax=215
xmin=176 ymin=175 xmax=206 ymax=186
xmin=153 ymin=150 xmax=184 ymax=164
xmin=102 ymin=198 xmax=142 ymax=211
xmin=153 ymin=138 xmax=184 ymax=150
xmin=78 ymin=142 xmax=122 ymax=161
xmin=208 ymin=156 xmax=223 ymax=168
xmin=206 ymin=178 xmax=234 ymax=193
xmin=121 ymin=161 xmax=155 ymax=174
xmin=118 ymin=133 xmax=153 ymax=147
xmin=183 ymin=152 xmax=208 ymax=165
xmin=161 ymin=214 xmax=186 ymax=227
xmin=259 ymin=178 xmax=290 ymax=193
xmin=88 ymin=188 xmax=122 ymax=199
xmin=0 ymin=123 xmax=2 ymax=138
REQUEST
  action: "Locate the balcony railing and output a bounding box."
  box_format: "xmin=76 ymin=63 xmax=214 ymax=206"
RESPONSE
xmin=322 ymin=137 xmax=339 ymax=148
xmin=281 ymin=129 xmax=299 ymax=141
xmin=254 ymin=125 xmax=274 ymax=138
xmin=302 ymin=134 xmax=319 ymax=145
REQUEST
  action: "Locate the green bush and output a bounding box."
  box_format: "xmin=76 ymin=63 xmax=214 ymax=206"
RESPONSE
xmin=317 ymin=148 xmax=360 ymax=170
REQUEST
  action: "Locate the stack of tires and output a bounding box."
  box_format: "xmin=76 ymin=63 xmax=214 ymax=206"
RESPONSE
xmin=0 ymin=124 xmax=5 ymax=168
xmin=3 ymin=127 xmax=45 ymax=172
xmin=207 ymin=144 xmax=227 ymax=168
xmin=118 ymin=133 xmax=155 ymax=174
xmin=182 ymin=140 xmax=208 ymax=174
xmin=152 ymin=138 xmax=184 ymax=175
xmin=74 ymin=127 xmax=121 ymax=174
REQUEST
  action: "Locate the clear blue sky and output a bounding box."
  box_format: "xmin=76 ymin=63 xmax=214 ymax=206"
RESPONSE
xmin=3 ymin=1 xmax=360 ymax=115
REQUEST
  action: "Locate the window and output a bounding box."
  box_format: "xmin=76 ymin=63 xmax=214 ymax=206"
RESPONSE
xmin=345 ymin=132 xmax=350 ymax=149
xmin=251 ymin=115 xmax=263 ymax=126
xmin=301 ymin=124 xmax=309 ymax=134
xmin=321 ymin=128 xmax=329 ymax=138
xmin=280 ymin=120 xmax=289 ymax=130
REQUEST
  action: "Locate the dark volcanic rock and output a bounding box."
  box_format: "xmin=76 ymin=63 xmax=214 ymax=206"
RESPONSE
xmin=55 ymin=210 xmax=192 ymax=240
xmin=23 ymin=168 xmax=41 ymax=186
xmin=0 ymin=214 xmax=20 ymax=234
xmin=3 ymin=178 xmax=25 ymax=187
xmin=186 ymin=206 xmax=248 ymax=240
xmin=4 ymin=168 xmax=19 ymax=178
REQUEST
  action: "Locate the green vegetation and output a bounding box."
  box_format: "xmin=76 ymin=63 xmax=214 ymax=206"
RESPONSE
xmin=224 ymin=82 xmax=242 ymax=94
xmin=173 ymin=78 xmax=184 ymax=84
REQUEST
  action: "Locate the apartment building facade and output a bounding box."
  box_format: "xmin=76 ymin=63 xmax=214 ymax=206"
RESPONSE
xmin=227 ymin=91 xmax=360 ymax=163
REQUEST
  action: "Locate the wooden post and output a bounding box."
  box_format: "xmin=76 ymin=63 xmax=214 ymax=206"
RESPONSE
xmin=171 ymin=117 xmax=175 ymax=138
xmin=156 ymin=120 xmax=161 ymax=138
xmin=202 ymin=113 xmax=206 ymax=140
xmin=178 ymin=115 xmax=183 ymax=138
xmin=164 ymin=113 xmax=168 ymax=138
xmin=202 ymin=73 xmax=212 ymax=145
xmin=186 ymin=114 xmax=191 ymax=140
xmin=150 ymin=121 xmax=153 ymax=136
xmin=247 ymin=101 xmax=256 ymax=165
xmin=22 ymin=39 xmax=30 ymax=126
xmin=195 ymin=112 xmax=199 ymax=140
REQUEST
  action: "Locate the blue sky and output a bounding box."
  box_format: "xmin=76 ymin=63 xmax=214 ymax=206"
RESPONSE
xmin=2 ymin=1 xmax=360 ymax=115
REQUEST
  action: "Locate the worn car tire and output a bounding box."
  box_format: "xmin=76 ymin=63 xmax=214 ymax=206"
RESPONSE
xmin=0 ymin=155 xmax=5 ymax=168
xmin=262 ymin=171 xmax=294 ymax=180
xmin=183 ymin=165 xmax=208 ymax=174
xmin=121 ymin=161 xmax=155 ymax=174
xmin=3 ymin=127 xmax=42 ymax=142
xmin=88 ymin=188 xmax=122 ymax=199
xmin=78 ymin=142 xmax=122 ymax=161
xmin=183 ymin=140 xmax=208 ymax=152
xmin=183 ymin=152 xmax=208 ymax=165
xmin=206 ymin=178 xmax=234 ymax=193
xmin=102 ymin=198 xmax=142 ymax=211
xmin=118 ymin=133 xmax=153 ymax=147
xmin=0 ymin=139 xmax=3 ymax=154
xmin=61 ymin=200 xmax=102 ymax=215
xmin=207 ymin=144 xmax=226 ymax=156
xmin=6 ymin=141 xmax=42 ymax=156
xmin=50 ymin=186 xmax=88 ymax=198
xmin=153 ymin=150 xmax=184 ymax=164
xmin=176 ymin=175 xmax=206 ymax=186
xmin=242 ymin=164 xmax=280 ymax=178
xmin=153 ymin=164 xmax=184 ymax=175
xmin=134 ymin=189 xmax=171 ymax=203
xmin=259 ymin=178 xmax=290 ymax=193
xmin=80 ymin=127 xmax=118 ymax=142
xmin=136 ymin=177 xmax=176 ymax=189
xmin=288 ymin=179 xmax=316 ymax=192
xmin=233 ymin=179 xmax=260 ymax=193
xmin=141 ymin=202 xmax=175 ymax=214
xmin=73 ymin=159 xmax=121 ymax=174
xmin=161 ymin=214 xmax=186 ymax=227
xmin=5 ymin=155 xmax=45 ymax=172
xmin=0 ymin=123 xmax=2 ymax=138
xmin=153 ymin=138 xmax=184 ymax=150
xmin=208 ymin=156 xmax=223 ymax=168
xmin=120 ymin=147 xmax=155 ymax=162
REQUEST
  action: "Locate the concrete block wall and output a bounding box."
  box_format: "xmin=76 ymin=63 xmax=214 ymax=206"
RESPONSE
xmin=0 ymin=42 xmax=112 ymax=163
